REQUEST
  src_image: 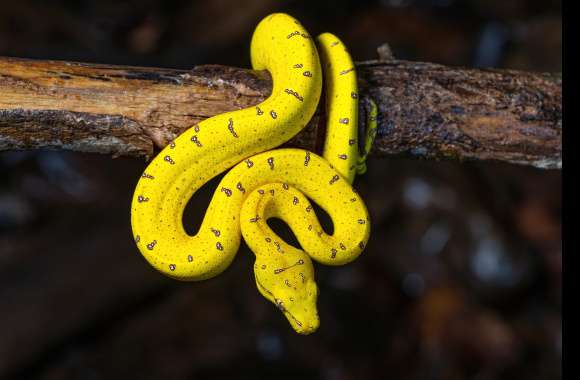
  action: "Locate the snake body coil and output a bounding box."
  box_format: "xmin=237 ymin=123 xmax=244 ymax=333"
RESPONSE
xmin=131 ymin=13 xmax=373 ymax=334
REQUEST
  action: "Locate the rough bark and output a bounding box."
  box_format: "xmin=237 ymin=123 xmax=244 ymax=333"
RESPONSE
xmin=0 ymin=56 xmax=561 ymax=169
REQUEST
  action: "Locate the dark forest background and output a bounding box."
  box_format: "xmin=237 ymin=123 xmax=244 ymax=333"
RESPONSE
xmin=0 ymin=1 xmax=561 ymax=379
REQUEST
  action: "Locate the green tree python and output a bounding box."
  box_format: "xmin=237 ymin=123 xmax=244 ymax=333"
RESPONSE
xmin=131 ymin=13 xmax=377 ymax=335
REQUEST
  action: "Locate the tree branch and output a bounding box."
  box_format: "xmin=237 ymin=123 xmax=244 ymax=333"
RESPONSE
xmin=0 ymin=56 xmax=561 ymax=169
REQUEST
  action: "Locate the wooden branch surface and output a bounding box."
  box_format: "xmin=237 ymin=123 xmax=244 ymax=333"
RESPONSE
xmin=0 ymin=56 xmax=561 ymax=169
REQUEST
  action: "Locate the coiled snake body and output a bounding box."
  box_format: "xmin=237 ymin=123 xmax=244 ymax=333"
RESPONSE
xmin=131 ymin=13 xmax=375 ymax=334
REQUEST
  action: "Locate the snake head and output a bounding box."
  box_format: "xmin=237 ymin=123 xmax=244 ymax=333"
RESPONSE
xmin=254 ymin=256 xmax=320 ymax=335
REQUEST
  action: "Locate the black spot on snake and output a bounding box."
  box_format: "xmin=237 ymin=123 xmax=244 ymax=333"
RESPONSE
xmin=287 ymin=30 xmax=300 ymax=39
xmin=191 ymin=135 xmax=202 ymax=147
xmin=284 ymin=88 xmax=304 ymax=101
xmin=227 ymin=118 xmax=238 ymax=138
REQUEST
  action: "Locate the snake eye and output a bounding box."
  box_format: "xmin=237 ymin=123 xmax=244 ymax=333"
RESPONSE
xmin=275 ymin=299 xmax=285 ymax=311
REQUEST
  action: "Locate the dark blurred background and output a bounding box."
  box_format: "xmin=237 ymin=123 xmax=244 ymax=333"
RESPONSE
xmin=0 ymin=1 xmax=561 ymax=379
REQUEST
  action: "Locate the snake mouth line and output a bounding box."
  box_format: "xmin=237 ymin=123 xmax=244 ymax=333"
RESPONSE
xmin=254 ymin=276 xmax=304 ymax=329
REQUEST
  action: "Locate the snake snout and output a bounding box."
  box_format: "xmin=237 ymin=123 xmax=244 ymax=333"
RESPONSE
xmin=280 ymin=281 xmax=320 ymax=335
xmin=293 ymin=312 xmax=320 ymax=335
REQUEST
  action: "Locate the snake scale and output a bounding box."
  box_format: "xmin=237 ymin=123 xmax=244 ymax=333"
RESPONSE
xmin=131 ymin=13 xmax=376 ymax=334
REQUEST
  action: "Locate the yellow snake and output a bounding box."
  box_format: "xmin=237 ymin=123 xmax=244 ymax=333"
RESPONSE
xmin=131 ymin=13 xmax=377 ymax=334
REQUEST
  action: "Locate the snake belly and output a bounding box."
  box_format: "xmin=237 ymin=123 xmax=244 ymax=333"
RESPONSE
xmin=130 ymin=13 xmax=371 ymax=335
